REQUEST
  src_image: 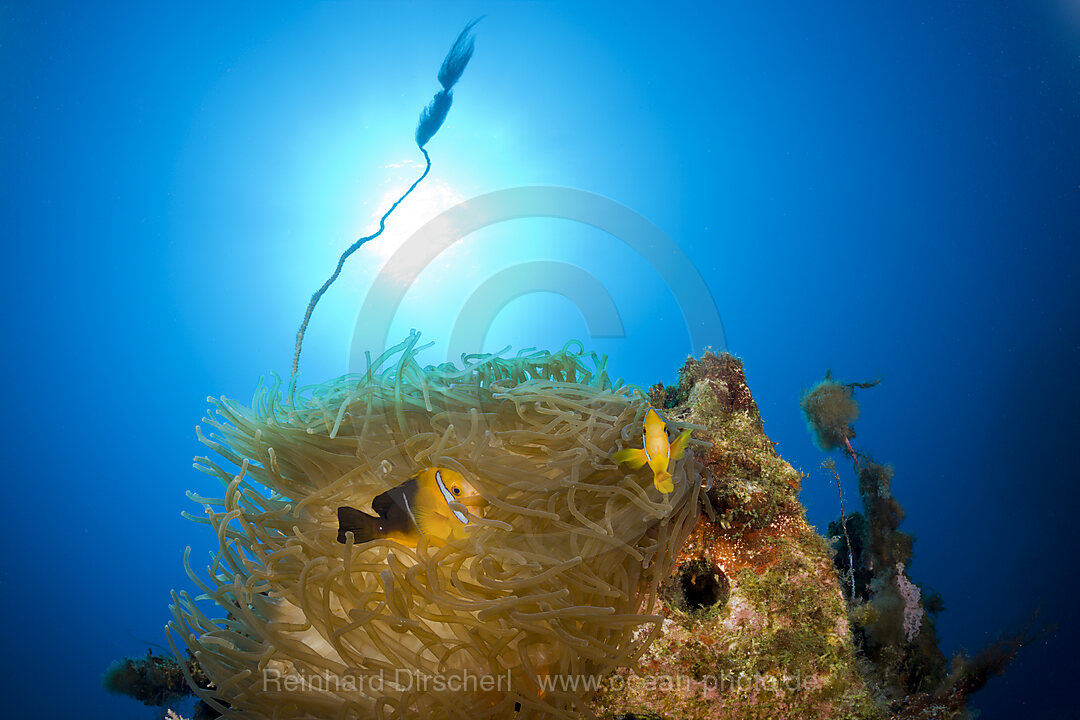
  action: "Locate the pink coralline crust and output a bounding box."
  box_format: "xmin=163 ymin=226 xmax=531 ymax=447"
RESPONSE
xmin=834 ymin=614 xmax=851 ymax=641
xmin=721 ymin=595 xmax=764 ymax=633
xmin=895 ymin=562 xmax=923 ymax=641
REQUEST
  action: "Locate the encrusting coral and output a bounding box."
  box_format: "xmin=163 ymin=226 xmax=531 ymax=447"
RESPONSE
xmin=167 ymin=332 xmax=701 ymax=720
xmin=589 ymin=352 xmax=880 ymax=720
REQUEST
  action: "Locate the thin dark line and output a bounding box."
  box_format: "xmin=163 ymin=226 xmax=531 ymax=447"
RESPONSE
xmin=291 ymin=147 xmax=432 ymax=379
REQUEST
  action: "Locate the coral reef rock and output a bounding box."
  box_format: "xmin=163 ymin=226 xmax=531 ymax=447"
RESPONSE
xmin=590 ymin=352 xmax=879 ymax=720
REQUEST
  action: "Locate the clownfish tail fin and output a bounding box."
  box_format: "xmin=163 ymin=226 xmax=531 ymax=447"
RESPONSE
xmin=654 ymin=471 xmax=675 ymax=494
xmin=337 ymin=506 xmax=378 ymax=544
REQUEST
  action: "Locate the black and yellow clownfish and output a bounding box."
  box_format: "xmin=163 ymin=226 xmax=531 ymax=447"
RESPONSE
xmin=613 ymin=407 xmax=691 ymax=494
xmin=337 ymin=467 xmax=486 ymax=545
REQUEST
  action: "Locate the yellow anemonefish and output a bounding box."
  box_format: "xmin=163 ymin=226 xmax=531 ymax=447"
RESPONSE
xmin=336 ymin=467 xmax=486 ymax=545
xmin=613 ymin=407 xmax=691 ymax=494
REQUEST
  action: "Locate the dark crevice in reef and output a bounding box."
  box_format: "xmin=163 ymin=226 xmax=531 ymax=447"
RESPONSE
xmin=662 ymin=558 xmax=730 ymax=615
xmin=682 ymin=561 xmax=729 ymax=612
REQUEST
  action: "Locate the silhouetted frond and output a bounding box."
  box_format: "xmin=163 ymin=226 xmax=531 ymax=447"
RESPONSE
xmin=438 ymin=17 xmax=482 ymax=90
xmin=416 ymin=89 xmax=452 ymax=148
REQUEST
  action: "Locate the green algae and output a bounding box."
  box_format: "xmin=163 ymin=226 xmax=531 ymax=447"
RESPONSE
xmin=592 ymin=352 xmax=880 ymax=720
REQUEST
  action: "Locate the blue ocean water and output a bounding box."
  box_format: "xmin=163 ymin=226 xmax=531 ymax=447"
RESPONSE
xmin=2 ymin=2 xmax=1077 ymax=718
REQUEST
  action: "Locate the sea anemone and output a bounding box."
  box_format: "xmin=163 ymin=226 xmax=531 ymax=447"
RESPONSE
xmin=168 ymin=332 xmax=701 ymax=719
